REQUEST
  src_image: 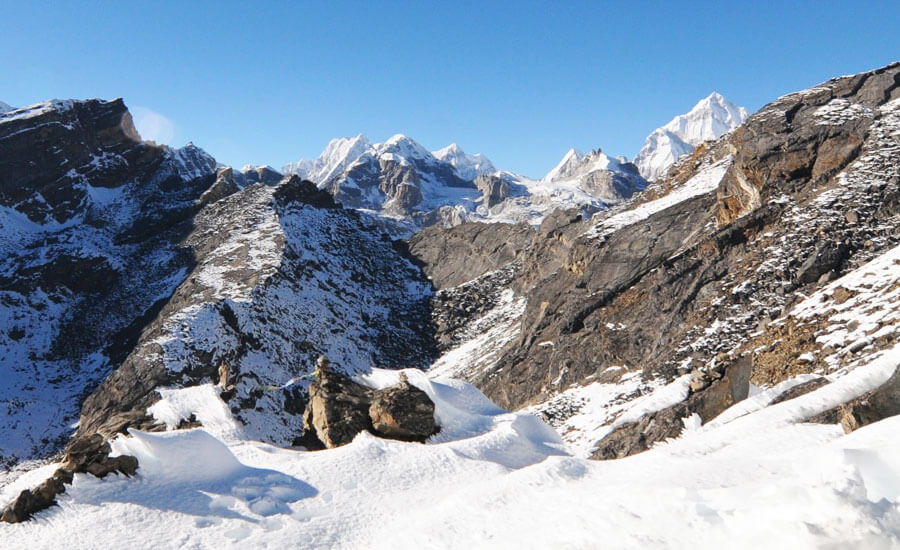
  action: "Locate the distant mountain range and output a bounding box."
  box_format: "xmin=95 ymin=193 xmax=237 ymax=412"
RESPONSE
xmin=278 ymin=93 xmax=748 ymax=233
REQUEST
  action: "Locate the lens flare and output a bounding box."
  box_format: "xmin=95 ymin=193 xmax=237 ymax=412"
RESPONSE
xmin=131 ymin=106 xmax=176 ymax=145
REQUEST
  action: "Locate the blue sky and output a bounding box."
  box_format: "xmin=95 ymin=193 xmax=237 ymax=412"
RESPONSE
xmin=2 ymin=1 xmax=898 ymax=178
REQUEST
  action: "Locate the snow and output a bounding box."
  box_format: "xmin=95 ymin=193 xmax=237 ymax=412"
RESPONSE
xmin=432 ymin=142 xmax=496 ymax=180
xmin=530 ymin=371 xmax=692 ymax=458
xmin=3 ymin=346 xmax=900 ymax=548
xmin=635 ymin=93 xmax=749 ymax=181
xmin=814 ymin=98 xmax=875 ymax=126
xmin=283 ymin=134 xmax=373 ymax=183
xmin=788 ymin=242 xmax=900 ymax=372
xmin=147 ymin=385 xmax=244 ymax=442
xmin=427 ymin=289 xmax=527 ymax=381
xmin=0 ymin=101 xmax=12 ymax=114
xmin=543 ymin=148 xmax=629 ymax=182
xmin=586 ymin=156 xmax=732 ymax=240
xmin=0 ymin=99 xmax=75 ymax=124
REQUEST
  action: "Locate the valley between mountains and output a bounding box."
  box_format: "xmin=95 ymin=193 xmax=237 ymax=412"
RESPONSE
xmin=2 ymin=63 xmax=900 ymax=548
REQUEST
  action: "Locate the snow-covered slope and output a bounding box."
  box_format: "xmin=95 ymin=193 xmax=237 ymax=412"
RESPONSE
xmin=74 ymin=177 xmax=435 ymax=447
xmin=0 ymin=99 xmax=221 ymax=470
xmin=2 ymin=353 xmax=899 ymax=548
xmin=635 ymin=92 xmax=749 ymax=181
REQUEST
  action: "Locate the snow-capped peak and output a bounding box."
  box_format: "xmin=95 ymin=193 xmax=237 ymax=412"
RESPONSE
xmin=662 ymin=92 xmax=749 ymax=146
xmin=635 ymin=92 xmax=749 ymax=181
xmin=0 ymin=101 xmax=12 ymax=114
xmin=433 ymin=142 xmax=497 ymax=181
xmin=283 ymin=134 xmax=372 ymax=183
xmin=378 ymin=134 xmax=432 ymax=161
xmin=544 ymin=148 xmax=584 ymax=181
xmin=544 ymin=148 xmax=633 ymax=182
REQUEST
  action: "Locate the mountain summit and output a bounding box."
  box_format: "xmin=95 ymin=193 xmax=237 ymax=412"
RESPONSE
xmin=635 ymin=92 xmax=749 ymax=180
xmin=432 ymin=143 xmax=496 ymax=180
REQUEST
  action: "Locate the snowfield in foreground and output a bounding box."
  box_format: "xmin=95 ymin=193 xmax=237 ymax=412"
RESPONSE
xmin=2 ymin=357 xmax=900 ymax=549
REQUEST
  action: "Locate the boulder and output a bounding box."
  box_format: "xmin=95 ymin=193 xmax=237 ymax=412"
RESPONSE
xmin=0 ymin=469 xmax=71 ymax=523
xmin=302 ymin=357 xmax=439 ymax=448
xmin=1 ymin=433 xmax=138 ymax=523
xmin=304 ymin=360 xmax=374 ymax=449
xmin=369 ymin=373 xmax=437 ymax=441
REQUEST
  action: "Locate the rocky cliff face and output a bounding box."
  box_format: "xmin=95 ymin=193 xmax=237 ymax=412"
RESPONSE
xmin=5 ymin=64 xmax=900 ymax=528
xmin=0 ymin=99 xmax=221 ymax=469
xmin=409 ymin=62 xmax=900 ymax=457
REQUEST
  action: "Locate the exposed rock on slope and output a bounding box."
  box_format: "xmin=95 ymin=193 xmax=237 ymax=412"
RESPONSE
xmin=76 ymin=175 xmax=435 ymax=446
xmin=0 ymin=98 xmax=438 ymax=483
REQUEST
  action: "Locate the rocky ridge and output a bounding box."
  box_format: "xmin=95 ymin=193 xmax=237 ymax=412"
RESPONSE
xmin=4 ymin=63 xmax=900 ymax=529
xmin=408 ymin=62 xmax=900 ymax=458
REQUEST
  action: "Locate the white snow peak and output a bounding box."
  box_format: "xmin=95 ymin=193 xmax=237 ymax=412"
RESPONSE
xmin=283 ymin=134 xmax=373 ymax=183
xmin=432 ymin=142 xmax=497 ymax=180
xmin=635 ymin=92 xmax=749 ymax=181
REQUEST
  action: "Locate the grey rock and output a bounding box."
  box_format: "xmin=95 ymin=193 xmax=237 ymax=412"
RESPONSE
xmin=592 ymin=356 xmax=750 ymax=460
xmin=809 ymin=366 xmax=900 ymax=432
xmin=474 ymin=174 xmax=512 ymax=208
xmin=369 ymin=374 xmax=437 ymax=441
xmin=304 ymin=365 xmax=374 ymax=449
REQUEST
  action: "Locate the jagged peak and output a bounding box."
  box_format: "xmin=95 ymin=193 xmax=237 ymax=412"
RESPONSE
xmin=635 ymin=92 xmax=750 ymax=180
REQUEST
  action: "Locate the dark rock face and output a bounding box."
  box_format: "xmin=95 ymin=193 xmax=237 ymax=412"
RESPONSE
xmin=410 ymin=62 xmax=900 ymax=459
xmin=0 ymin=99 xmax=161 ymax=224
xmin=369 ymin=374 xmax=437 ymax=441
xmin=409 ymin=221 xmax=533 ymax=289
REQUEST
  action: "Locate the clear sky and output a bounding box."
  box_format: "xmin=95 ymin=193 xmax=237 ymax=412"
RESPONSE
xmin=2 ymin=1 xmax=899 ymax=178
